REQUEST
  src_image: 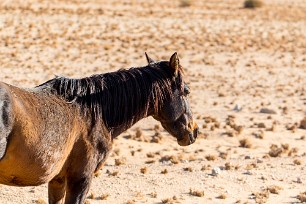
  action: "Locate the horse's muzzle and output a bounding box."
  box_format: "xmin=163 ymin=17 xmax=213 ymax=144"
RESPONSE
xmin=178 ymin=122 xmax=198 ymax=146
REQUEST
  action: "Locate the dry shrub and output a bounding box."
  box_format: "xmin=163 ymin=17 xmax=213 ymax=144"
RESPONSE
xmin=179 ymin=0 xmax=192 ymax=7
xmin=99 ymin=193 xmax=109 ymax=200
xmin=224 ymin=162 xmax=234 ymax=170
xmin=140 ymin=167 xmax=148 ymax=174
xmin=293 ymin=159 xmax=302 ymax=165
xmin=205 ymin=154 xmax=217 ymax=161
xmin=161 ymin=169 xmax=168 ymax=174
xmin=267 ymin=185 xmax=283 ymax=194
xmin=35 ymin=199 xmax=47 ymax=204
xmin=300 ymin=117 xmax=306 ymax=129
xmin=239 ymin=138 xmax=252 ymax=148
xmin=160 ymin=155 xmax=180 ymax=164
xmin=145 ymin=160 xmax=155 ymax=164
xmin=183 ymin=167 xmax=193 ymax=172
xmin=115 ymin=157 xmax=126 ymax=166
xmin=108 ymin=171 xmax=119 ymax=176
xmin=297 ymin=191 xmax=306 ymax=203
xmin=161 ymin=196 xmax=178 ymax=204
xmin=219 ymin=152 xmax=228 ymax=159
xmin=245 ymin=163 xmax=257 ymax=170
xmin=150 ymin=192 xmax=157 ymax=198
xmin=244 ymin=0 xmax=263 ymax=9
xmin=268 ymin=145 xmax=283 ymax=157
xmin=201 ymin=164 xmax=211 ymax=171
xmin=217 ymin=194 xmax=227 ymax=199
xmin=189 ymin=188 xmax=204 ymax=197
xmin=146 ymin=152 xmax=155 ymax=158
xmin=252 ymin=190 xmax=269 ymax=203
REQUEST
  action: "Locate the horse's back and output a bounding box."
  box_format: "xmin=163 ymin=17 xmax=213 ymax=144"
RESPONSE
xmin=0 ymin=82 xmax=13 ymax=160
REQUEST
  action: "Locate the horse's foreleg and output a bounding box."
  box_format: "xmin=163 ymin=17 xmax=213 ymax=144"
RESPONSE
xmin=48 ymin=176 xmax=66 ymax=204
xmin=64 ymin=175 xmax=93 ymax=204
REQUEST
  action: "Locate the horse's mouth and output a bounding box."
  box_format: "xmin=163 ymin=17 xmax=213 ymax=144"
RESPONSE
xmin=177 ymin=125 xmax=199 ymax=146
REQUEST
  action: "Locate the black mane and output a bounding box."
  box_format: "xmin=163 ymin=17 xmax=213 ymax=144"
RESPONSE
xmin=37 ymin=62 xmax=182 ymax=131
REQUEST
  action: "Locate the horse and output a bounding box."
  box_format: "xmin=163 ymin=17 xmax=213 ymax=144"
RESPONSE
xmin=0 ymin=52 xmax=198 ymax=204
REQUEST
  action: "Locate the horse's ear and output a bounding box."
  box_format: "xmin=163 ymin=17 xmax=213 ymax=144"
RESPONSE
xmin=145 ymin=52 xmax=155 ymax=64
xmin=169 ymin=52 xmax=179 ymax=77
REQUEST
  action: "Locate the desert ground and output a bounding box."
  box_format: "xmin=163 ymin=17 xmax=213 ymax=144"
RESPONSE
xmin=0 ymin=0 xmax=305 ymax=203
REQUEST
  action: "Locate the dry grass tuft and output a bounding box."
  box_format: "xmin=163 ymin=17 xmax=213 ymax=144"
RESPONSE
xmin=183 ymin=167 xmax=193 ymax=172
xmin=244 ymin=0 xmax=263 ymax=9
xmin=160 ymin=155 xmax=180 ymax=164
xmin=98 ymin=193 xmax=109 ymax=200
xmin=161 ymin=196 xmax=178 ymax=204
xmin=145 ymin=160 xmax=156 ymax=164
xmin=252 ymin=190 xmax=269 ymax=203
xmin=115 ymin=157 xmax=126 ymax=166
xmin=35 ymin=199 xmax=47 ymax=204
xmin=297 ymin=191 xmax=306 ymax=203
xmin=126 ymin=200 xmax=136 ymax=204
xmin=267 ymin=185 xmax=283 ymax=194
xmin=201 ymin=165 xmax=211 ymax=171
xmin=179 ymin=0 xmax=192 ymax=8
xmin=293 ymin=159 xmax=302 ymax=165
xmin=217 ymin=194 xmax=227 ymax=199
xmin=150 ymin=191 xmax=158 ymax=198
xmin=107 ymin=170 xmax=119 ymax=176
xmin=268 ymin=144 xmax=283 ymax=157
xmin=140 ymin=167 xmax=148 ymax=174
xmin=161 ymin=169 xmax=168 ymax=174
xmin=239 ymin=138 xmax=252 ymax=148
xmin=189 ymin=188 xmax=204 ymax=197
xmin=205 ymin=154 xmax=217 ymax=161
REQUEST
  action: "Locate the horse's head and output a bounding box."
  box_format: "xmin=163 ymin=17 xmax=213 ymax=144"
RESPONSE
xmin=147 ymin=52 xmax=199 ymax=146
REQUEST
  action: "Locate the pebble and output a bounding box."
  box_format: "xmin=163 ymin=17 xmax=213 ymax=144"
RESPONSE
xmin=233 ymin=104 xmax=242 ymax=112
xmin=245 ymin=155 xmax=251 ymax=159
xmin=212 ymin=167 xmax=221 ymax=176
xmin=257 ymin=158 xmax=263 ymax=163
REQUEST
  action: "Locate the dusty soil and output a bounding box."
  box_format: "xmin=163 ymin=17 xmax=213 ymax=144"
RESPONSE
xmin=0 ymin=0 xmax=305 ymax=203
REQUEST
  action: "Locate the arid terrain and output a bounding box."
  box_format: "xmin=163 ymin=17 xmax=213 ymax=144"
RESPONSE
xmin=0 ymin=0 xmax=305 ymax=203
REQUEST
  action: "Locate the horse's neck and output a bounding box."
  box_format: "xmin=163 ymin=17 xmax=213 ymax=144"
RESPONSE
xmin=109 ymin=101 xmax=155 ymax=138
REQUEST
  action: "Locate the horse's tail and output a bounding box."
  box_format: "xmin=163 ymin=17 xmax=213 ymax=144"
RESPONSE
xmin=0 ymin=83 xmax=13 ymax=160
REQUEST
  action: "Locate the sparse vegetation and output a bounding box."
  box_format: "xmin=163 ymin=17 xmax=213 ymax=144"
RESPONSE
xmin=140 ymin=167 xmax=148 ymax=174
xmin=239 ymin=138 xmax=252 ymax=148
xmin=297 ymin=191 xmax=306 ymax=203
xmin=267 ymin=185 xmax=283 ymax=194
xmin=244 ymin=0 xmax=263 ymax=9
xmin=189 ymin=188 xmax=204 ymax=197
xmin=179 ymin=0 xmax=192 ymax=7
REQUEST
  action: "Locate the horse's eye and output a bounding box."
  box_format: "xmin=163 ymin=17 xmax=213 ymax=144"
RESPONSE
xmin=184 ymin=84 xmax=190 ymax=95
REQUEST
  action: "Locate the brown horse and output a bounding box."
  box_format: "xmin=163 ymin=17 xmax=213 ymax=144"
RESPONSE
xmin=0 ymin=53 xmax=198 ymax=204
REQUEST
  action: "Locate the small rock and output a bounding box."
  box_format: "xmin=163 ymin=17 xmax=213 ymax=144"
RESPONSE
xmin=260 ymin=108 xmax=277 ymax=114
xmin=233 ymin=104 xmax=242 ymax=112
xmin=212 ymin=167 xmax=221 ymax=176
xmin=245 ymin=155 xmax=251 ymax=159
xmin=257 ymin=158 xmax=263 ymax=163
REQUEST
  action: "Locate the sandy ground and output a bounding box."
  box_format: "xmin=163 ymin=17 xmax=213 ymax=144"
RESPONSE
xmin=0 ymin=0 xmax=306 ymax=203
